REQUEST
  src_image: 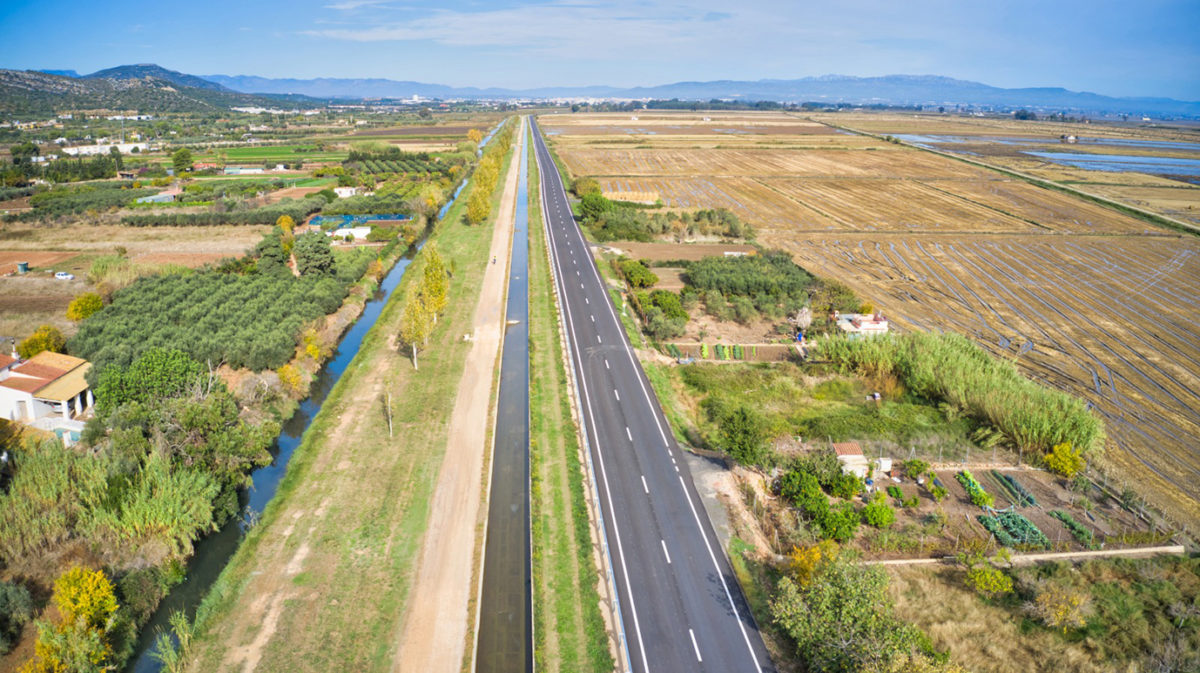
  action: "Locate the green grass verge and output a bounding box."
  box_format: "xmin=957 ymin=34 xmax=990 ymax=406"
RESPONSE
xmin=527 ymin=127 xmax=614 ymax=673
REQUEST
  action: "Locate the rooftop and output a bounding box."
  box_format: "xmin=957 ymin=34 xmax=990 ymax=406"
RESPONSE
xmin=832 ymin=441 xmax=865 ymax=457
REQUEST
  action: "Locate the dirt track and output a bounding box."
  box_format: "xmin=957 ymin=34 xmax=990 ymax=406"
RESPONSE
xmin=392 ymin=120 xmax=524 ymax=673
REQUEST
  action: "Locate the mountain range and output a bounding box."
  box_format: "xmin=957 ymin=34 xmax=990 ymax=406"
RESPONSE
xmin=15 ymin=64 xmax=1200 ymax=117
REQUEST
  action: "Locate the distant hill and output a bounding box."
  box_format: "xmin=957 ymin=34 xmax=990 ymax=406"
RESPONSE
xmin=37 ymin=68 xmax=80 ymax=78
xmin=16 ymin=63 xmax=1200 ymax=117
xmin=0 ymin=69 xmax=311 ymax=115
xmin=86 ymin=63 xmax=232 ymax=92
xmin=205 ymin=72 xmax=1200 ymax=117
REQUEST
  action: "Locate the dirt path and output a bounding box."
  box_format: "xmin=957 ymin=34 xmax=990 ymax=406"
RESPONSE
xmin=867 ymin=544 xmax=1186 ymax=566
xmin=393 ymin=120 xmax=525 ymax=673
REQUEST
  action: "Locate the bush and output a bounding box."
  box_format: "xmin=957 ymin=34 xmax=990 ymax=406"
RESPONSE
xmin=0 ymin=580 xmax=33 ymax=654
xmin=66 ymin=292 xmax=104 ymax=322
xmin=862 ymin=499 xmax=895 ymax=529
xmin=966 ymin=565 xmax=1014 ymax=597
xmin=830 ymin=472 xmax=864 ymax=499
xmin=818 ymin=502 xmax=860 ymax=542
xmin=618 ymin=259 xmax=658 ymax=288
xmin=1044 ymin=442 xmax=1085 ymax=478
xmin=902 ymin=459 xmax=929 ymax=480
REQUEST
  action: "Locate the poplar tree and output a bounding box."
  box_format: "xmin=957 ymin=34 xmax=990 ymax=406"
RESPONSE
xmin=400 ymin=294 xmax=432 ymax=369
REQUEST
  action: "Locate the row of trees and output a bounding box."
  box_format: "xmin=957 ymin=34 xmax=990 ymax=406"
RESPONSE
xmin=465 ymin=120 xmax=515 ymax=224
xmin=399 ymin=245 xmax=449 ymax=369
xmin=119 ymin=196 xmax=324 ymax=227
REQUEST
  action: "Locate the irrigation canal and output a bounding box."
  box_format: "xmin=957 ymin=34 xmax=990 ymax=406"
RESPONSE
xmin=475 ymin=116 xmax=533 ymax=673
xmin=126 ymin=224 xmax=439 ymax=672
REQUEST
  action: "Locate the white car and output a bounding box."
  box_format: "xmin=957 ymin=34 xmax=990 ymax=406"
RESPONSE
xmin=54 ymin=271 xmax=75 ymax=280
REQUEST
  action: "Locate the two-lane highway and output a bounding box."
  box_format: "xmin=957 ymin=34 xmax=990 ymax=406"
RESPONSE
xmin=531 ymin=118 xmax=774 ymax=673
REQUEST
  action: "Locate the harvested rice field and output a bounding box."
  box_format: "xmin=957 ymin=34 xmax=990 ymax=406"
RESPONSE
xmin=542 ymin=110 xmax=1200 ymax=528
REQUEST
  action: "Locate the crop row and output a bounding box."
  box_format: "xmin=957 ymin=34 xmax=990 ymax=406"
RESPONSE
xmin=956 ymin=470 xmax=995 ymax=508
xmin=991 ymin=470 xmax=1038 ymax=507
xmin=978 ymin=511 xmax=1050 ymax=549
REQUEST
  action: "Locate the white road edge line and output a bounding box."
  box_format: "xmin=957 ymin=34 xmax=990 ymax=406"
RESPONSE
xmin=614 ymin=389 xmax=620 ymax=401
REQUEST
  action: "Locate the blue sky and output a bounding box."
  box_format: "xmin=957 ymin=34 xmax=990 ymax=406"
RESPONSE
xmin=2 ymin=0 xmax=1198 ymax=99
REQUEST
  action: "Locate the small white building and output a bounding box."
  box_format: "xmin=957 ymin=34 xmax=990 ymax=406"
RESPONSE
xmin=333 ymin=186 xmax=358 ymax=199
xmin=62 ymin=142 xmax=149 ymax=156
xmin=834 ymin=312 xmax=889 ymax=338
xmin=326 ymin=226 xmax=371 ymax=241
xmin=833 ymin=442 xmax=870 ymax=478
xmin=0 ymin=351 xmax=94 ymax=424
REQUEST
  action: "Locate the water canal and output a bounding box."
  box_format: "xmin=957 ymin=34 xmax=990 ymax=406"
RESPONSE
xmin=475 ymin=117 xmax=532 ymax=673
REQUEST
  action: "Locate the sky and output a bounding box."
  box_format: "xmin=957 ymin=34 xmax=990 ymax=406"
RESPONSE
xmin=1 ymin=0 xmax=1198 ymax=99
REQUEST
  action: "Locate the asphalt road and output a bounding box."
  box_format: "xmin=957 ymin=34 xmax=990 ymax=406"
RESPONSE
xmin=531 ymin=119 xmax=774 ymax=673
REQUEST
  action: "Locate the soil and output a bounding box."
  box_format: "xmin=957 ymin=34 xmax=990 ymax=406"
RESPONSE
xmin=392 ymin=121 xmax=524 ymax=673
xmin=0 ymin=251 xmax=77 ymax=274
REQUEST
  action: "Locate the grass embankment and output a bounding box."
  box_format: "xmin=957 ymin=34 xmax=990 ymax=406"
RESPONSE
xmin=184 ymin=126 xmax=515 ymax=672
xmin=527 ymin=133 xmax=613 ymax=672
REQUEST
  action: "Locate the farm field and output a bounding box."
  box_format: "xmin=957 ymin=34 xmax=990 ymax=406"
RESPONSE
xmin=0 ymin=222 xmax=268 ymax=339
xmin=542 ymin=110 xmax=1200 ymax=527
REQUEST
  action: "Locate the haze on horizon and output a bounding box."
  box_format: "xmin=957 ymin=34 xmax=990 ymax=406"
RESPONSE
xmin=1 ymin=0 xmax=1198 ymax=100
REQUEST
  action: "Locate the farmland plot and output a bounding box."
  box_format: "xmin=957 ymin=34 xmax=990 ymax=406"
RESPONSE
xmin=770 ymin=231 xmax=1200 ymax=522
xmin=597 ymin=175 xmax=836 ymax=230
xmin=558 ymin=147 xmax=978 ymax=178
xmin=926 ymin=179 xmax=1159 ymax=234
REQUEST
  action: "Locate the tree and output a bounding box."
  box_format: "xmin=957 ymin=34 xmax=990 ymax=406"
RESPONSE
xmin=466 ymin=187 xmax=490 ymax=224
xmin=17 ymin=325 xmax=66 ymax=359
xmin=10 ymin=141 xmax=38 ymax=165
xmin=276 ymin=214 xmax=295 ymax=235
xmin=418 ymin=107 xmax=433 ymax=119
xmin=94 ymin=348 xmax=204 ymax=414
xmin=293 ymin=233 xmax=335 ymax=276
xmin=399 ymin=294 xmax=433 ymax=369
xmin=108 ymin=146 xmax=123 ymax=170
xmin=717 ymin=405 xmax=768 ymax=465
xmin=770 ymin=551 xmax=923 ymax=672
xmin=421 ymin=246 xmax=449 ymax=322
xmin=171 ymin=147 xmax=193 ymax=174
xmin=66 ymin=292 xmax=104 ymax=322
xmin=579 ymin=192 xmax=612 ymax=222
xmin=467 ymin=128 xmax=483 ymax=145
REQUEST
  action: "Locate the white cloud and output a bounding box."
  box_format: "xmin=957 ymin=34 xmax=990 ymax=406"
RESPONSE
xmin=324 ymin=0 xmax=392 ymax=10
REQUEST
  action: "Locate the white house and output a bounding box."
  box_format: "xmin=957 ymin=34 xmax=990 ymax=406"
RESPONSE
xmin=0 ymin=351 xmax=94 ymax=424
xmin=333 ymin=186 xmax=358 ymax=199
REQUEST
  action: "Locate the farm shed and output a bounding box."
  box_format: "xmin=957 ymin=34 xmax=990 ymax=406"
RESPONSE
xmin=833 ymin=441 xmax=870 ymax=479
xmin=834 ymin=312 xmax=889 ymax=338
xmin=0 ymin=351 xmax=94 ymax=425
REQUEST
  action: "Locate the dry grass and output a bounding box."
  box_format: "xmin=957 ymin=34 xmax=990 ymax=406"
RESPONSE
xmin=887 ymin=565 xmax=1115 ymax=673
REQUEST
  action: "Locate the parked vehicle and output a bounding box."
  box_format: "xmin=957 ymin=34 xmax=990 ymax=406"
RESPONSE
xmin=54 ymin=271 xmax=75 ymax=280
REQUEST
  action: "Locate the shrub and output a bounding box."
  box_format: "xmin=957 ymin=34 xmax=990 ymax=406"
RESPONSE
xmin=956 ymin=470 xmax=994 ymax=508
xmin=17 ymin=324 xmax=66 ymax=359
xmin=66 ymin=292 xmax=104 ymax=322
xmin=1044 ymin=442 xmax=1085 ymax=478
xmin=862 ymin=499 xmax=896 ymax=529
xmin=618 ymin=259 xmax=658 ymax=288
xmin=0 ymin=580 xmax=33 ymax=654
xmin=966 ymin=565 xmax=1014 ymax=597
xmin=24 ymin=567 xmax=130 ymax=673
xmin=787 ymin=540 xmax=839 ymax=587
xmin=930 ymin=485 xmax=948 ymax=502
xmin=1025 ymin=583 xmax=1091 ymax=633
xmin=830 ymin=472 xmax=864 ymax=499
xmin=818 ymin=502 xmax=860 ymax=542
xmin=902 ymin=459 xmax=930 ymax=480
